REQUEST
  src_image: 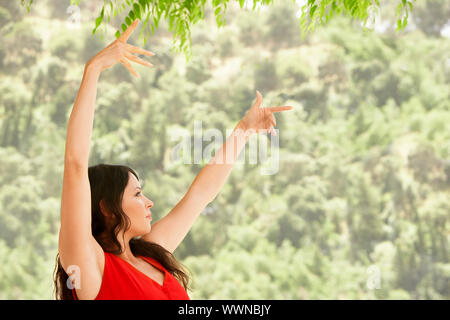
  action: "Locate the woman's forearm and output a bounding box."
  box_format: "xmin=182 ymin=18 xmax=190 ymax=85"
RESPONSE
xmin=188 ymin=121 xmax=250 ymax=204
xmin=64 ymin=62 xmax=101 ymax=169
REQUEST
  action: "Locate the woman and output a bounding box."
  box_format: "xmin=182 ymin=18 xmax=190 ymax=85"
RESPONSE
xmin=54 ymin=19 xmax=292 ymax=300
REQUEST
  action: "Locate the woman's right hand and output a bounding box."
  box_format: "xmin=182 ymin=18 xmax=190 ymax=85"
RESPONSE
xmin=86 ymin=19 xmax=155 ymax=77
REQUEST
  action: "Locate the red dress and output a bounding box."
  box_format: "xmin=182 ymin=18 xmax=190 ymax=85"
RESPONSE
xmin=71 ymin=251 xmax=190 ymax=300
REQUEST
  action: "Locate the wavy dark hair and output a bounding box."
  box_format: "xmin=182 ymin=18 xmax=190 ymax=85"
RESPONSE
xmin=53 ymin=163 xmax=192 ymax=300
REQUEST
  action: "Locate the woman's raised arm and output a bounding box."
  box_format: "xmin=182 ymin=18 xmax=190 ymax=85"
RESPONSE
xmin=144 ymin=91 xmax=293 ymax=253
xmin=59 ymin=20 xmax=155 ymax=299
xmin=63 ymin=64 xmax=100 ymax=169
xmin=64 ymin=19 xmax=155 ymax=169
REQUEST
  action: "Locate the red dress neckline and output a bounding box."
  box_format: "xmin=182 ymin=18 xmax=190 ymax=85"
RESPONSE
xmin=113 ymin=254 xmax=167 ymax=287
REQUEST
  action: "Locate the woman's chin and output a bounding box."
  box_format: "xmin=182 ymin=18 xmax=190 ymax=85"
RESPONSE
xmin=143 ymin=225 xmax=152 ymax=234
xmin=133 ymin=226 xmax=152 ymax=238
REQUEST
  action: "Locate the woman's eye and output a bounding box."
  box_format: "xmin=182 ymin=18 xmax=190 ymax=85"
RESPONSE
xmin=136 ymin=192 xmax=141 ymax=197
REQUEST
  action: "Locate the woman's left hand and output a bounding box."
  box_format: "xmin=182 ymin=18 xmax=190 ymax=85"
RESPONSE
xmin=239 ymin=90 xmax=293 ymax=136
xmin=86 ymin=19 xmax=155 ymax=77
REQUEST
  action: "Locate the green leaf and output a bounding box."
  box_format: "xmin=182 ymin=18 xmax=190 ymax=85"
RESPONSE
xmin=310 ymin=5 xmax=317 ymax=18
xmin=95 ymin=16 xmax=102 ymax=29
xmin=396 ymin=4 xmax=402 ymax=16
xmin=129 ymin=10 xmax=135 ymax=20
xmin=169 ymin=15 xmax=174 ymax=31
xmin=125 ymin=16 xmax=131 ymax=25
xmin=133 ymin=3 xmax=141 ymax=19
xmin=402 ymin=17 xmax=408 ymax=29
xmin=115 ymin=30 xmax=121 ymax=38
xmin=121 ymin=23 xmax=127 ymax=31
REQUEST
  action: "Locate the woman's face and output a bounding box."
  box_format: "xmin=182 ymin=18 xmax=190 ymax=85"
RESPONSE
xmin=121 ymin=172 xmax=154 ymax=237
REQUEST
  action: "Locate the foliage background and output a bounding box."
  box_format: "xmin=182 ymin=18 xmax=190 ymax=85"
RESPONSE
xmin=0 ymin=0 xmax=449 ymax=299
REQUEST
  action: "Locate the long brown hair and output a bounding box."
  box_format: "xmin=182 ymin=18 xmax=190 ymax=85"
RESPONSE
xmin=53 ymin=163 xmax=192 ymax=300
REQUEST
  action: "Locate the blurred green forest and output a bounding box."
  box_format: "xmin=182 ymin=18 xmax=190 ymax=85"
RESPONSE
xmin=0 ymin=0 xmax=449 ymax=299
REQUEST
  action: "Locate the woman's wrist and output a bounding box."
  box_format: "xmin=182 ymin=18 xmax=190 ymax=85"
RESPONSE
xmin=85 ymin=59 xmax=102 ymax=76
xmin=236 ymin=120 xmax=248 ymax=132
xmin=234 ymin=120 xmax=252 ymax=142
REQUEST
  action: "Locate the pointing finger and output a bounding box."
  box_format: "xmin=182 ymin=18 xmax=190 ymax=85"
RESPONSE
xmin=267 ymin=106 xmax=293 ymax=113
